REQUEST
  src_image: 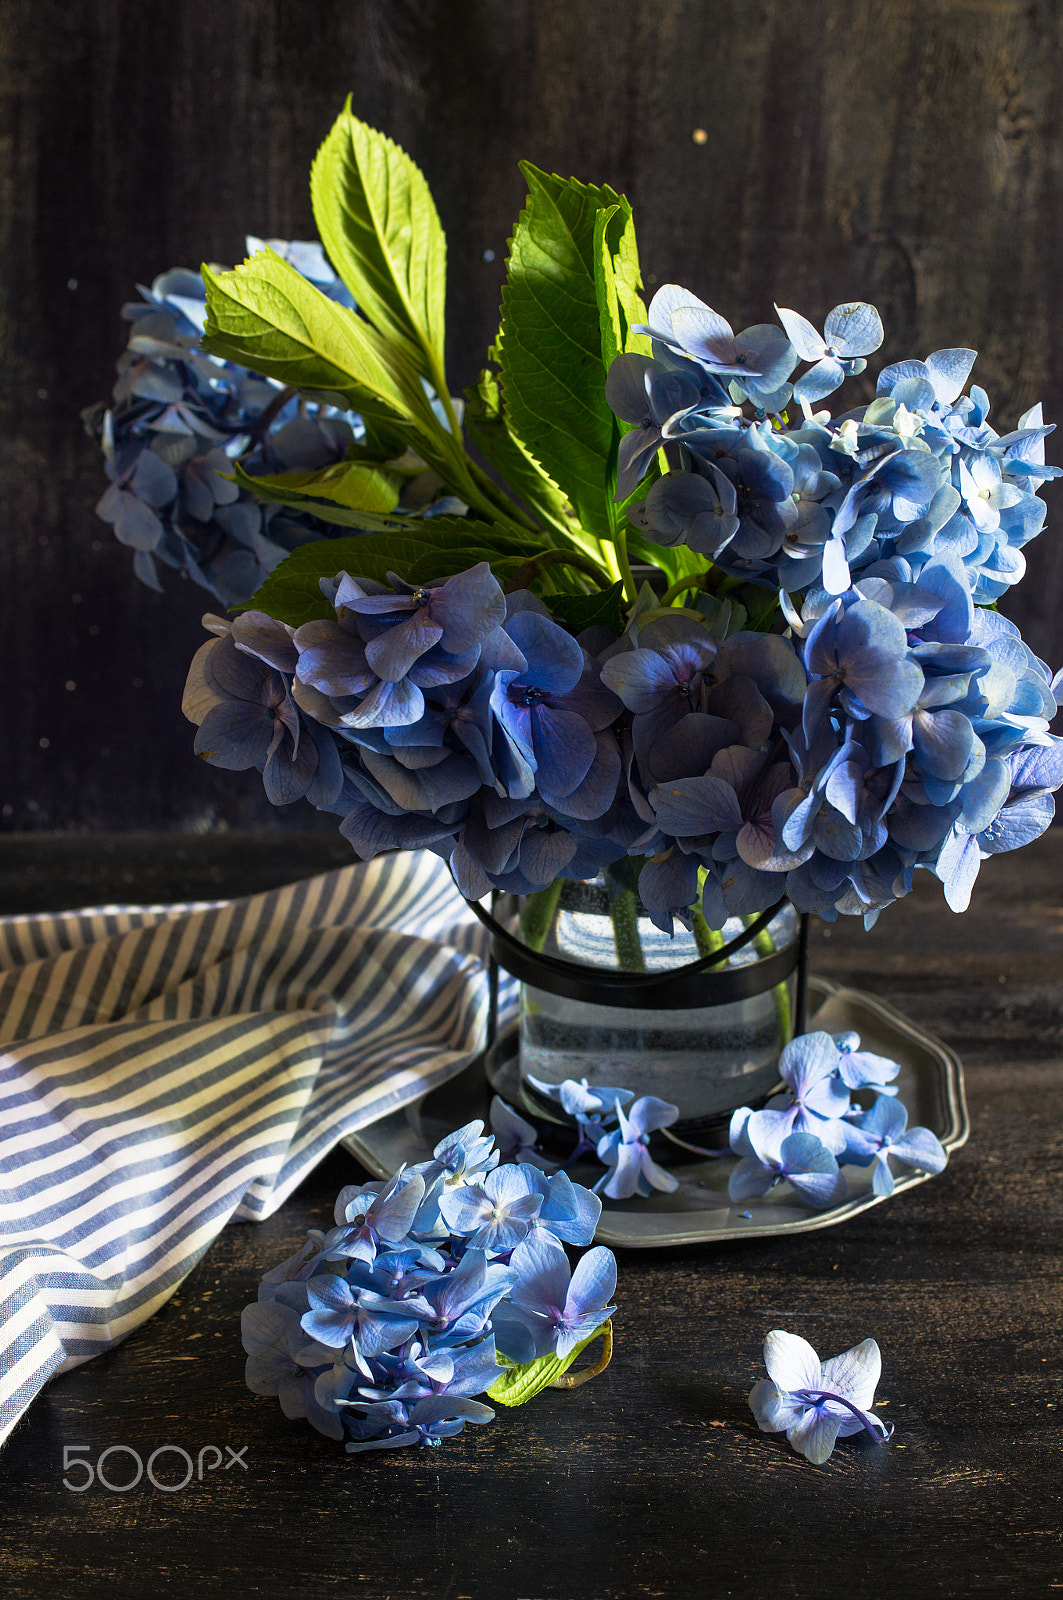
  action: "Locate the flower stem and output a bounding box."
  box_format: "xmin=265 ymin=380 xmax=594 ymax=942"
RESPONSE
xmin=505 ymin=547 xmax=616 ymax=594
xmin=520 ymin=881 xmax=564 ymax=953
xmin=691 ymin=907 xmax=725 ymax=960
xmin=743 ymin=913 xmax=793 ymax=1042
xmin=610 ymin=888 xmax=646 ymax=973
xmin=550 ymin=1321 xmax=613 ymax=1389
xmin=610 ymin=519 xmax=638 ymax=607
xmin=795 ymin=1389 xmax=894 ymax=1442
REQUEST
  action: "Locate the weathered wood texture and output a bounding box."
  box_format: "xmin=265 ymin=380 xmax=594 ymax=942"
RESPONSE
xmin=1 ymin=829 xmax=1061 ymax=1599
xmin=2 ymin=0 xmax=1063 ymax=831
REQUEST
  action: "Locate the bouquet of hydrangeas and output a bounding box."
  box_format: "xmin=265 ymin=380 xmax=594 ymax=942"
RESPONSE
xmin=156 ymin=103 xmax=1062 ymax=930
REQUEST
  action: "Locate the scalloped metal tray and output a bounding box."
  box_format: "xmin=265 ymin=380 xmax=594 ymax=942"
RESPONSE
xmin=341 ymin=976 xmax=969 ymax=1248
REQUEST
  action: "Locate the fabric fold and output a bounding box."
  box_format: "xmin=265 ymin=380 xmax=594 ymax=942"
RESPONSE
xmin=0 ymin=851 xmax=504 ymax=1447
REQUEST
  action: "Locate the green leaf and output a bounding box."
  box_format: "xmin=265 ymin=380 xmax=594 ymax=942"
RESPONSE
xmin=464 ymin=369 xmax=570 ymax=537
xmin=231 ymin=463 xmax=410 ymax=532
xmin=593 ymin=205 xmax=626 ymax=375
xmin=487 ymin=1325 xmax=610 ymax=1408
xmin=200 ymin=248 xmax=433 ymax=436
xmin=548 ymin=580 xmax=625 ymax=634
xmin=310 ymin=103 xmax=447 ymax=373
xmin=736 ymin=583 xmax=782 ymax=633
xmin=237 ymin=460 xmax=402 ymax=515
xmin=239 ymin=520 xmax=542 ymax=626
xmin=497 ymin=167 xmax=631 ymax=542
xmin=608 ymin=207 xmax=651 ymax=361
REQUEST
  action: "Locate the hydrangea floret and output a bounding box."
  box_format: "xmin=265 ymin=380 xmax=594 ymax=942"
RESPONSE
xmin=727 ymin=1029 xmax=944 ymax=1208
xmin=162 ymin=108 xmax=1060 ymax=939
xmin=749 ymin=1329 xmax=893 ymax=1464
xmin=242 ymin=1116 xmax=616 ymax=1452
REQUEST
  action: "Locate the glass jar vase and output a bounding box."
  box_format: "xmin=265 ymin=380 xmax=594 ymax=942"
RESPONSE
xmin=476 ymin=875 xmax=807 ymax=1134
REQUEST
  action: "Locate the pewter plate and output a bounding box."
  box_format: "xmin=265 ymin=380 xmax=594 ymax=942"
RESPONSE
xmin=341 ymin=977 xmax=969 ymax=1248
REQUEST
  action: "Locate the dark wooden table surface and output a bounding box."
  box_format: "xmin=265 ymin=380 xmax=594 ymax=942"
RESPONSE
xmin=1 ymin=830 xmax=1061 ymax=1599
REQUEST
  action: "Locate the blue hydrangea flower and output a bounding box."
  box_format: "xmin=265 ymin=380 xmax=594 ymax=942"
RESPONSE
xmin=843 ymin=1096 xmax=948 ymax=1195
xmin=729 ymin=1116 xmax=847 ymax=1210
xmin=438 ymin=1163 xmax=545 ymax=1253
xmin=595 ymin=1096 xmax=679 ymax=1199
xmin=776 ymin=301 xmax=883 ymax=406
xmin=749 ymin=1330 xmax=891 ymax=1464
xmin=501 ymin=1234 xmax=616 ymax=1362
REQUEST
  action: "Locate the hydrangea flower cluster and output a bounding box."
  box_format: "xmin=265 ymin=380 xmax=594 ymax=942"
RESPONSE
xmin=241 ymin=1116 xmax=616 ymax=1452
xmin=185 ymin=532 xmax=1062 ymax=927
xmin=83 ymin=239 xmax=366 ymax=603
xmin=84 ymin=110 xmax=1057 ymax=934
xmin=620 ymin=285 xmax=1062 ymax=603
xmin=85 ymin=239 xmax=461 ymax=606
xmin=728 ymin=1029 xmax=946 ymax=1208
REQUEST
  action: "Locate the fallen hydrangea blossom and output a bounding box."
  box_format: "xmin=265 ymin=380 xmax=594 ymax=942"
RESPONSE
xmin=727 ymin=1029 xmax=947 ymax=1209
xmin=749 ymin=1329 xmax=893 ymax=1464
xmin=241 ymin=1118 xmax=616 ymax=1453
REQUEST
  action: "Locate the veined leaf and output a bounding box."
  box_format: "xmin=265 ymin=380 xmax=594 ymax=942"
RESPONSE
xmin=593 ymin=205 xmax=626 ymax=376
xmin=464 ymin=369 xmax=570 ymax=537
xmin=231 ymin=463 xmax=410 ymax=532
xmin=487 ymin=1324 xmax=610 ymax=1408
xmin=238 ymin=460 xmax=402 ymax=515
xmin=609 ymin=207 xmax=651 ymax=360
xmin=311 ymin=103 xmax=447 ymax=373
xmin=238 ymin=519 xmax=544 ymax=625
xmin=201 ymin=249 xmax=433 ymax=435
xmin=549 ymin=580 xmax=626 ymax=634
xmin=387 ymin=514 xmax=547 ymax=559
xmin=498 ymin=167 xmax=633 ymax=542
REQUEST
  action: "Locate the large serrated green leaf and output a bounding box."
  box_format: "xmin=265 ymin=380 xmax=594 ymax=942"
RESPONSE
xmin=200 ymin=249 xmax=431 ymax=435
xmin=231 ymin=463 xmax=411 ymax=532
xmin=593 ymin=205 xmax=626 ymax=376
xmin=497 ymin=167 xmax=630 ymax=541
xmin=310 ymin=103 xmax=447 ymax=372
xmin=486 ymin=1325 xmax=610 ymax=1408
xmin=385 ymin=514 xmax=546 ymax=559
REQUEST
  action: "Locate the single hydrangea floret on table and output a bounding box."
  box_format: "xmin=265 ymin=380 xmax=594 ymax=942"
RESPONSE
xmin=155 ymin=106 xmax=1061 ymax=937
xmin=749 ymin=1329 xmax=892 ymax=1464
xmin=242 ymin=1117 xmax=616 ymax=1452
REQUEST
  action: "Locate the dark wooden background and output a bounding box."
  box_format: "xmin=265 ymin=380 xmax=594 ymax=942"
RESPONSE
xmin=3 ymin=0 xmax=1063 ymax=835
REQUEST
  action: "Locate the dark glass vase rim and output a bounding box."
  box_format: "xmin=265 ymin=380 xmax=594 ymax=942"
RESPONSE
xmin=462 ymin=889 xmax=808 ymax=1012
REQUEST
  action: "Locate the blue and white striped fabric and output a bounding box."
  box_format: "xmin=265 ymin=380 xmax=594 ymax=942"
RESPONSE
xmin=0 ymin=851 xmax=503 ymax=1447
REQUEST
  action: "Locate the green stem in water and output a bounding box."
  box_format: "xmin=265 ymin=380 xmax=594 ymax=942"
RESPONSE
xmin=742 ymin=914 xmax=793 ymax=1043
xmin=520 ymin=881 xmax=563 ymax=953
xmin=610 ymin=888 xmax=646 ymax=973
xmin=691 ymin=907 xmax=726 ymax=960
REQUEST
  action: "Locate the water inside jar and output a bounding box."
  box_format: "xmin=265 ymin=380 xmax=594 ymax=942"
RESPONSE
xmin=518 ymin=900 xmax=797 ymax=1128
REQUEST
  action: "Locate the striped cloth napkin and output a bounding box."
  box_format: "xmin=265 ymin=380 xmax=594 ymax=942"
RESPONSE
xmin=0 ymin=851 xmax=501 ymax=1447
